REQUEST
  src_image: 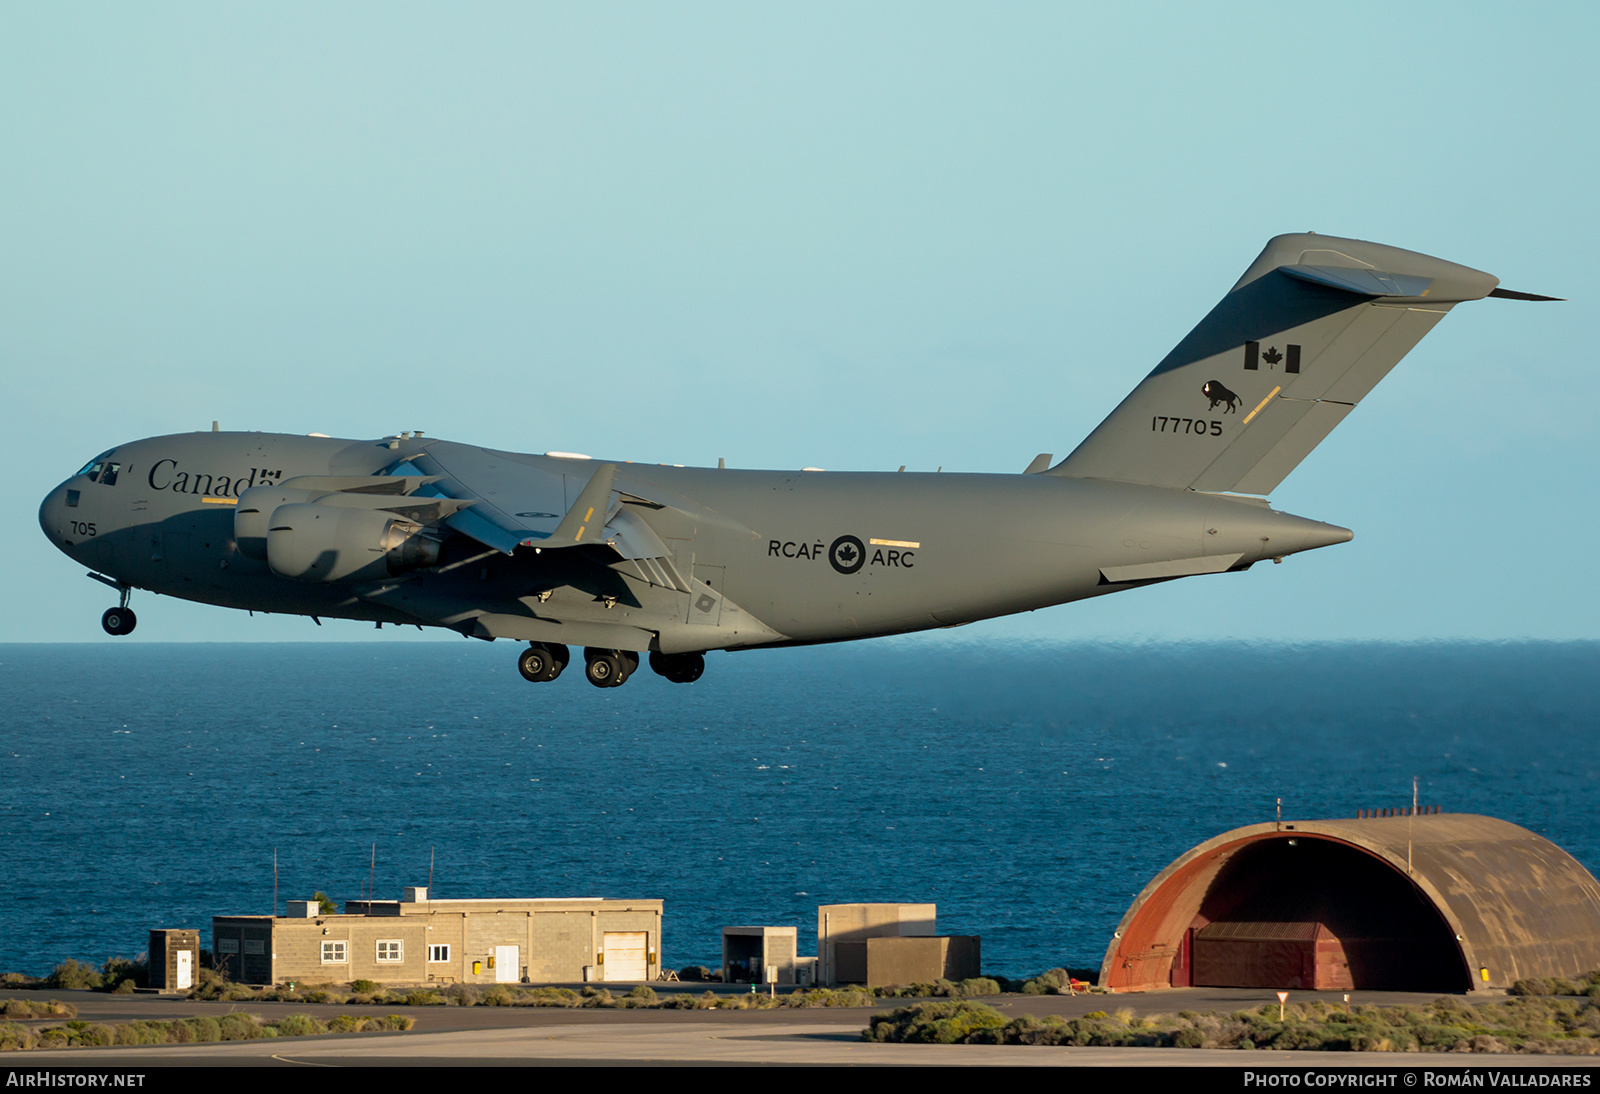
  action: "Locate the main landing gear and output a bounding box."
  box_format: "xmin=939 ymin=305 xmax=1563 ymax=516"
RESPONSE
xmin=583 ymin=648 xmax=639 ymax=688
xmin=649 ymin=651 xmax=705 ymax=684
xmin=516 ymin=642 xmax=570 ymax=682
xmin=513 ymin=644 xmax=705 ymax=687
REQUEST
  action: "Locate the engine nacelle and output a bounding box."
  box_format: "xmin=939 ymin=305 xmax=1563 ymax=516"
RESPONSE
xmin=265 ymin=503 xmax=441 ymax=583
xmin=235 ymin=486 xmax=324 ymax=560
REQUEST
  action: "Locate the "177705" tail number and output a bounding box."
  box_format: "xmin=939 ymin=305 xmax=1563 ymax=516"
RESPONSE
xmin=1152 ymin=416 xmax=1222 ymax=436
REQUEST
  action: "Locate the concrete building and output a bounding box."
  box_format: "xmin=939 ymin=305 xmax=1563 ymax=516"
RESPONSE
xmin=816 ymin=903 xmax=979 ymax=987
xmin=1103 ymin=813 xmax=1600 ymax=993
xmin=213 ymin=887 xmax=662 ymax=987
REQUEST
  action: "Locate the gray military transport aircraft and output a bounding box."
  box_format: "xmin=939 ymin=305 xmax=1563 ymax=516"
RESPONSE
xmin=39 ymin=233 xmax=1555 ymax=687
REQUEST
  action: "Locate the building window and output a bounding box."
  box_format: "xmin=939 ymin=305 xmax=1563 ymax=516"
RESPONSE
xmin=321 ymin=941 xmax=348 ymax=964
xmin=377 ymin=940 xmax=403 ymax=963
xmin=428 ymin=944 xmax=450 ymax=963
xmin=216 ymin=938 xmax=239 ymax=954
xmin=244 ymin=940 xmax=265 ymax=955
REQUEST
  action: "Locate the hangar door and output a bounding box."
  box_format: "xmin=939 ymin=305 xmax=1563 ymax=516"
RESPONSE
xmin=1188 ymin=838 xmax=1468 ymax=992
xmin=603 ymin=932 xmax=648 ymax=981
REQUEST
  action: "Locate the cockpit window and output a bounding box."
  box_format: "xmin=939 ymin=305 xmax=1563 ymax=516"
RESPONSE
xmin=76 ymin=451 xmax=119 ymax=485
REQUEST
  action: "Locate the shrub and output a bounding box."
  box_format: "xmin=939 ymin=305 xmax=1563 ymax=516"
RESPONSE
xmin=101 ymin=956 xmax=148 ymax=992
xmin=186 ymin=1017 xmax=222 ymax=1043
xmin=442 ymin=984 xmax=481 ymax=1006
xmin=521 ymin=986 xmax=579 ymax=1007
xmin=44 ymin=959 xmax=102 ymax=991
xmin=349 ymin=979 xmax=380 ymax=994
xmin=274 ymin=1014 xmax=324 ymax=1038
xmin=865 ymin=1001 xmax=1008 ymax=1044
xmin=1510 ymin=977 xmax=1584 ymax=997
xmin=218 ymin=1013 xmax=264 ymax=1041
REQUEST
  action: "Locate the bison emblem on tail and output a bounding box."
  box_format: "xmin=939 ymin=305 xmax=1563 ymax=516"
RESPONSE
xmin=1202 ymin=379 xmax=1240 ymax=413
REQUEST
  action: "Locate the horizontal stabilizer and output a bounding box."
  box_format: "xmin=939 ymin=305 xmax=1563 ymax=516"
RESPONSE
xmin=1280 ymin=265 xmax=1434 ymax=298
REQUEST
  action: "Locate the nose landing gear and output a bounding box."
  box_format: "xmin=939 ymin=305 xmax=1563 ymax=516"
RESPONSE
xmin=101 ymin=607 xmax=137 ymax=636
xmin=96 ymin=578 xmax=136 ymax=636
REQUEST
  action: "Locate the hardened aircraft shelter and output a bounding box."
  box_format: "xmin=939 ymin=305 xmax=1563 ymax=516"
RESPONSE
xmin=1101 ymin=813 xmax=1600 ymax=993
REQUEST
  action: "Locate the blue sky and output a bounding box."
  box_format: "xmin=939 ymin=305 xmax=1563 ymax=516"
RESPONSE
xmin=6 ymin=2 xmax=1596 ymax=643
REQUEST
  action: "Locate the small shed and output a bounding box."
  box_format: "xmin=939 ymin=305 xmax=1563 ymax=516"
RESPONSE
xmin=147 ymin=929 xmax=200 ymax=992
xmin=722 ymin=926 xmax=802 ymax=985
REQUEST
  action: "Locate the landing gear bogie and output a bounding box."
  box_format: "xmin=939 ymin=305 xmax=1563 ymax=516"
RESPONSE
xmin=583 ymin=649 xmax=624 ymax=688
xmin=517 ymin=642 xmax=569 ymax=683
xmin=649 ymin=651 xmax=704 ymax=683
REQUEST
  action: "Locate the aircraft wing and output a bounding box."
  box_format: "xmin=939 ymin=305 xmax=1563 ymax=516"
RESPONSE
xmin=398 ymin=441 xmax=692 ymax=590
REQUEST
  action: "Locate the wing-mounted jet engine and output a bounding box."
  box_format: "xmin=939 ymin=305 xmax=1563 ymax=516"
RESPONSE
xmin=235 ymin=475 xmax=471 ymax=584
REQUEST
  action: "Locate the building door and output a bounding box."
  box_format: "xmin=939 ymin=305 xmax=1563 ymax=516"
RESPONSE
xmin=603 ymin=932 xmax=647 ymax=981
xmin=494 ymin=945 xmax=519 ymax=983
xmin=175 ymin=950 xmax=192 ymax=990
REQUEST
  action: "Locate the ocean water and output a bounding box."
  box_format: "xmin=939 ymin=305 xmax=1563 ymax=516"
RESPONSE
xmin=1 ymin=639 xmax=1595 ymax=979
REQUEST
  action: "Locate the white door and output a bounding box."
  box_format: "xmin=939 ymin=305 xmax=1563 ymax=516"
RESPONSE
xmin=603 ymin=932 xmax=647 ymax=981
xmin=494 ymin=945 xmax=519 ymax=983
xmin=175 ymin=950 xmax=192 ymax=990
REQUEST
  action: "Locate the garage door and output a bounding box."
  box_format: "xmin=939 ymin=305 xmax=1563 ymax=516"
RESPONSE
xmin=603 ymin=932 xmax=647 ymax=981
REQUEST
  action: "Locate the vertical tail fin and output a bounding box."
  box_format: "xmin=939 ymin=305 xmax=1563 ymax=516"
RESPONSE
xmin=1051 ymin=234 xmax=1501 ymax=494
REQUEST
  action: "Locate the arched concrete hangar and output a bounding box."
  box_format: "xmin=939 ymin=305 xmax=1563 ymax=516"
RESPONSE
xmin=1101 ymin=814 xmax=1600 ymax=993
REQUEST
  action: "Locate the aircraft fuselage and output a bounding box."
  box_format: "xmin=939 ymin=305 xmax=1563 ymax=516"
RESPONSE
xmin=39 ymin=430 xmax=1350 ymax=660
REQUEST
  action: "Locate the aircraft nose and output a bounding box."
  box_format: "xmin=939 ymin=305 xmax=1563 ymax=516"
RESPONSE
xmin=39 ymin=482 xmax=69 ymax=548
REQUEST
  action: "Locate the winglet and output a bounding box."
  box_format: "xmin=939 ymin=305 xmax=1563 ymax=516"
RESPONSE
xmin=537 ymin=463 xmax=617 ymax=548
xmin=1488 ymin=287 xmax=1564 ymax=302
